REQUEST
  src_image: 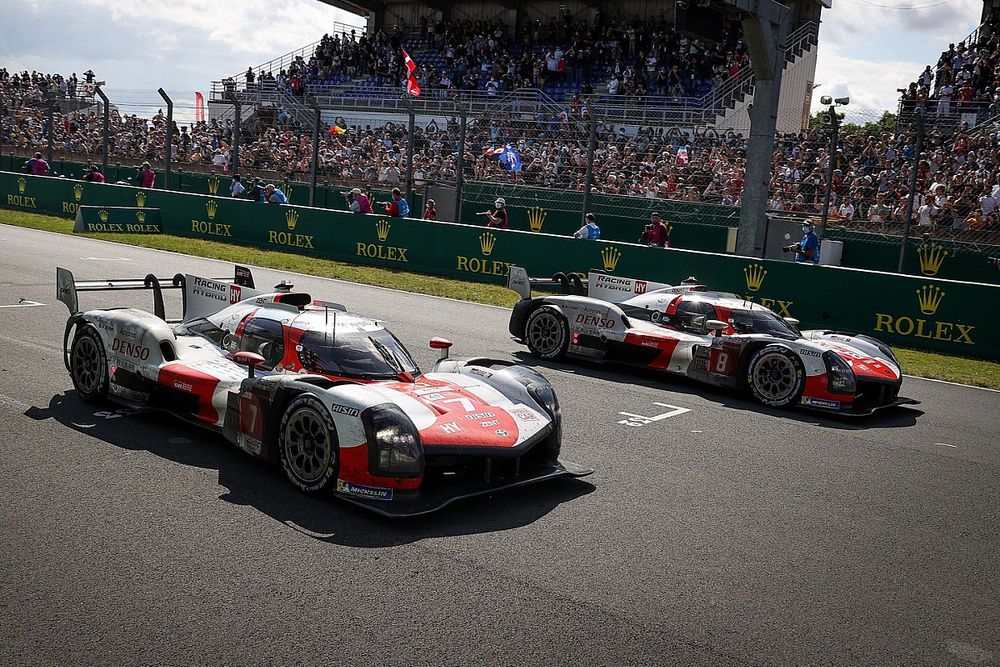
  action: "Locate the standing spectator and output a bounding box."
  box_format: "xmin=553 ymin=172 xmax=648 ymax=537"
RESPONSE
xmin=29 ymin=152 xmax=49 ymax=176
xmin=837 ymin=197 xmax=855 ymax=222
xmin=230 ymin=174 xmax=245 ymax=198
xmin=245 ymin=179 xmax=266 ymax=202
xmin=485 ymin=198 xmax=509 ymax=228
xmin=83 ymin=164 xmax=105 ymax=183
xmin=918 ymin=194 xmax=939 ymax=227
xmin=382 ymin=188 xmax=410 ymax=217
xmin=573 ymin=213 xmax=601 ymax=239
xmin=138 ymin=162 xmax=155 ymax=188
xmin=785 ymin=220 xmax=819 ymax=263
xmin=265 ymin=183 xmax=288 ymax=204
xmin=423 ymin=198 xmax=438 ymax=220
xmin=639 ymin=212 xmax=670 ymax=247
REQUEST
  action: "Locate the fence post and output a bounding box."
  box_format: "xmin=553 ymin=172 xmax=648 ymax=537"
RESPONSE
xmin=45 ymin=92 xmax=55 ymax=167
xmin=232 ymin=101 xmax=241 ymax=177
xmin=157 ymin=88 xmax=174 ymax=190
xmin=95 ymin=86 xmax=110 ymax=178
xmin=310 ymin=106 xmax=320 ymax=207
xmin=405 ymin=105 xmax=416 ymax=207
xmin=454 ymin=108 xmax=467 ymax=222
xmin=898 ymin=113 xmax=924 ymax=273
xmin=581 ymin=115 xmax=597 ymax=224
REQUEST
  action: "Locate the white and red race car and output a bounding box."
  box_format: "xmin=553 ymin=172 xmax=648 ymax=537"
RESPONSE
xmin=506 ymin=267 xmax=918 ymax=416
xmin=57 ymin=266 xmax=590 ymax=516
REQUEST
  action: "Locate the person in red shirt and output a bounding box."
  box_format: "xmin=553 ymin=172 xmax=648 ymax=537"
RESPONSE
xmin=638 ymin=212 xmax=670 ymax=247
xmin=83 ymin=164 xmax=105 ymax=183
xmin=423 ymin=198 xmax=437 ymax=220
xmin=485 ymin=198 xmax=509 ymax=228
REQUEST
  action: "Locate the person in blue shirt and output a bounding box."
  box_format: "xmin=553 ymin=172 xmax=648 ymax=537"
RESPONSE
xmin=381 ymin=188 xmax=410 ymax=217
xmin=265 ymin=183 xmax=288 ymax=204
xmin=573 ymin=213 xmax=601 ymax=239
xmin=784 ymin=219 xmax=820 ymax=263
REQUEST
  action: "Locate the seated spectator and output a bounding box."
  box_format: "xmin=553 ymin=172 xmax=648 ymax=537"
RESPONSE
xmin=83 ymin=164 xmax=105 ymax=183
xmin=265 ymin=183 xmax=288 ymax=204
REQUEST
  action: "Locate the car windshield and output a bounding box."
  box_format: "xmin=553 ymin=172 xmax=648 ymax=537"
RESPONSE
xmin=297 ymin=328 xmax=420 ymax=379
xmin=729 ymin=309 xmax=799 ymax=338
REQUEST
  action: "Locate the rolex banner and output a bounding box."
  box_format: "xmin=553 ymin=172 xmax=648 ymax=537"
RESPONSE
xmin=74 ymin=206 xmax=162 ymax=234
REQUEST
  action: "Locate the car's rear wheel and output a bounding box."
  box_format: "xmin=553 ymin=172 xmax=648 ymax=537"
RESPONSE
xmin=746 ymin=345 xmax=805 ymax=408
xmin=525 ymin=307 xmax=569 ymax=360
xmin=279 ymin=395 xmax=339 ymax=494
xmin=70 ymin=325 xmax=109 ymax=404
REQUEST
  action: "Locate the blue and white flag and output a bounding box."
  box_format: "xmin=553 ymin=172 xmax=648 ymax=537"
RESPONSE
xmin=499 ymin=145 xmax=522 ymax=173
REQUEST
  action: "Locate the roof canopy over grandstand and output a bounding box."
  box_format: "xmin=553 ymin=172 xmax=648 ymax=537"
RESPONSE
xmin=317 ymin=0 xmax=825 ymax=36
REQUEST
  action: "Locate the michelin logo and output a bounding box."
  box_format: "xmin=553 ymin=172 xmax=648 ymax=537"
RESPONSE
xmin=336 ymin=479 xmax=393 ymax=501
xmin=802 ymin=397 xmax=840 ymax=410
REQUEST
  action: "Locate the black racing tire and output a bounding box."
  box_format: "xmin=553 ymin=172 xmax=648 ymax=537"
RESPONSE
xmin=279 ymin=395 xmax=339 ymax=495
xmin=746 ymin=345 xmax=806 ymax=408
xmin=70 ymin=325 xmax=109 ymax=404
xmin=524 ymin=307 xmax=570 ymax=360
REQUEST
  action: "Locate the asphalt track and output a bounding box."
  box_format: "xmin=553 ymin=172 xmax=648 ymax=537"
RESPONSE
xmin=1 ymin=223 xmax=998 ymax=667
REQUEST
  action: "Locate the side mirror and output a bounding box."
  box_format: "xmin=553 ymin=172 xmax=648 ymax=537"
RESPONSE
xmin=783 ymin=317 xmax=801 ymax=328
xmin=706 ymin=319 xmax=729 ymax=336
xmin=233 ymin=351 xmax=266 ymax=378
xmin=429 ymin=337 xmax=453 ymax=360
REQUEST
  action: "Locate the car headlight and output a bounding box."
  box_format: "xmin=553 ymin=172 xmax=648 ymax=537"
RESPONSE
xmin=527 ymin=382 xmax=560 ymax=420
xmin=823 ymin=351 xmax=856 ymax=395
xmin=363 ymin=404 xmax=423 ymax=478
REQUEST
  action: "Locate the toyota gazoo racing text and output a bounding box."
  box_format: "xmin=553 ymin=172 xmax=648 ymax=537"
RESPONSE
xmin=57 ymin=265 xmax=591 ymax=517
xmin=506 ymin=266 xmax=918 ymax=416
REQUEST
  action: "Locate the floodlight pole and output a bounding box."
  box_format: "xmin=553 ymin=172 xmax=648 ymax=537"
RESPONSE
xmin=158 ymin=88 xmax=174 ymax=189
xmin=95 ymin=86 xmax=110 ymax=177
xmin=44 ymin=91 xmax=55 ymax=166
xmin=817 ymin=103 xmax=840 ymax=237
xmin=454 ymin=107 xmax=467 ymax=222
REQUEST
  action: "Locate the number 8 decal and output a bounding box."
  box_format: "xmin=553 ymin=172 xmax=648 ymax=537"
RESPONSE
xmin=714 ymin=351 xmax=729 ymax=373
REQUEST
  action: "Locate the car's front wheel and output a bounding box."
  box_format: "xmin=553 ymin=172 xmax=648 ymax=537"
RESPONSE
xmin=70 ymin=325 xmax=109 ymax=404
xmin=746 ymin=345 xmax=805 ymax=408
xmin=525 ymin=307 xmax=569 ymax=360
xmin=279 ymin=395 xmax=339 ymax=494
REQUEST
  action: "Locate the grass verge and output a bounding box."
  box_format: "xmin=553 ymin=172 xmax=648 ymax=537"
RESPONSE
xmin=3 ymin=208 xmax=999 ymax=390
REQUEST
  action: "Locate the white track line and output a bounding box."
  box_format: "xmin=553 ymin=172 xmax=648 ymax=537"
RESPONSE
xmin=0 ymin=300 xmax=45 ymax=308
xmin=903 ymin=374 xmax=1000 ymax=393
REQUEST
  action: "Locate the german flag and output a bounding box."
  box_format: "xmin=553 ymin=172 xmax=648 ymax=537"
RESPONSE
xmin=329 ymin=125 xmax=347 ymax=136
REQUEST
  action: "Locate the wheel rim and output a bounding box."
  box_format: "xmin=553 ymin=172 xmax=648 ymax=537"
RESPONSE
xmin=753 ymin=353 xmax=797 ymax=402
xmin=72 ymin=335 xmax=101 ymax=394
xmin=284 ymin=408 xmax=332 ymax=483
xmin=527 ymin=312 xmax=563 ymax=356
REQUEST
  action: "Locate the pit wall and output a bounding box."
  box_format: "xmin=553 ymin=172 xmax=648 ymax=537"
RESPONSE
xmin=2 ymin=171 xmax=997 ymax=360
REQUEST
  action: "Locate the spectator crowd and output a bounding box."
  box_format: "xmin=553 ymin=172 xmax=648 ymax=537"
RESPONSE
xmin=5 ymin=3 xmax=1000 ymax=240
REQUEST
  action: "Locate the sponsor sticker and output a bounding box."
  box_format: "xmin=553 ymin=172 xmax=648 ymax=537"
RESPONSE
xmin=480 ymin=419 xmax=501 ymax=428
xmin=336 ymin=479 xmax=393 ymax=501
xmin=510 ymin=408 xmax=540 ymax=422
xmin=469 ymin=367 xmax=493 ymax=378
xmin=329 ymin=403 xmax=361 ymax=417
xmin=173 ymin=381 xmax=193 ymax=392
xmin=440 ymin=421 xmax=462 ymax=434
xmin=464 ymin=411 xmax=495 ymax=420
xmin=495 ymin=429 xmax=509 ymax=437
xmin=801 ymin=397 xmax=840 ymax=410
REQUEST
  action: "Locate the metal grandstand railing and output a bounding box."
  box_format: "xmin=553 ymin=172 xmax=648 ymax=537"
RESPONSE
xmin=224 ymin=21 xmax=367 ymax=83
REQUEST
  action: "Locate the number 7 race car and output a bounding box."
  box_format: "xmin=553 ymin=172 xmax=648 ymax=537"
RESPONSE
xmin=56 ymin=265 xmax=591 ymax=517
xmin=506 ymin=267 xmax=918 ymax=416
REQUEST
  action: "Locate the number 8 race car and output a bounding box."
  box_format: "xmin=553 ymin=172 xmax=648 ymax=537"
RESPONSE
xmin=506 ymin=267 xmax=918 ymax=416
xmin=56 ymin=265 xmax=591 ymax=517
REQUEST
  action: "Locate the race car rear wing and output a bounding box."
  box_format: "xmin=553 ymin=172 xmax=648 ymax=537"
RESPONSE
xmin=506 ymin=265 xmax=677 ymax=303
xmin=56 ymin=264 xmax=257 ymax=321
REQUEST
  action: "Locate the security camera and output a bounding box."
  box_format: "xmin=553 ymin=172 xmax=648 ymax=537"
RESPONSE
xmin=835 ymin=96 xmax=850 ymax=105
xmin=820 ymin=95 xmax=832 ymax=105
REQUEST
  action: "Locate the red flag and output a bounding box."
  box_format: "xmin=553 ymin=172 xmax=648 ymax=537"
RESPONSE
xmin=406 ymin=73 xmax=421 ymax=97
xmin=194 ymin=92 xmax=205 ymax=123
xmin=402 ymin=49 xmax=416 ymax=73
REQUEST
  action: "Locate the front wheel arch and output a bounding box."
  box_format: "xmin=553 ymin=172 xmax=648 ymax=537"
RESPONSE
xmin=524 ymin=305 xmax=570 ymax=360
